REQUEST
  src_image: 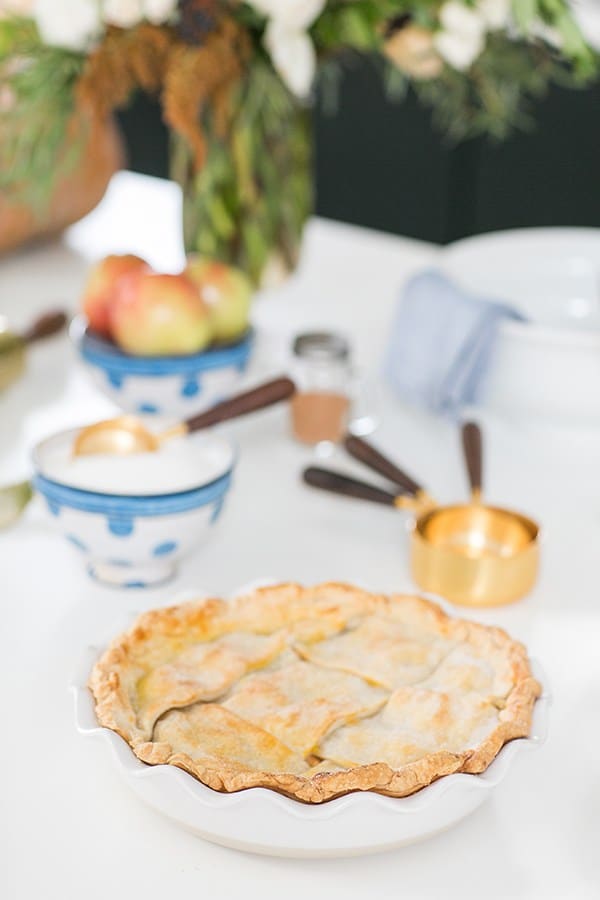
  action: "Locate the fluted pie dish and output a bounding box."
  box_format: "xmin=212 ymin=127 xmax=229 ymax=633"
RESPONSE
xmin=88 ymin=583 xmax=541 ymax=805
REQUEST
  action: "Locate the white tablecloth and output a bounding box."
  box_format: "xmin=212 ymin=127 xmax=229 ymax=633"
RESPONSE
xmin=1 ymin=173 xmax=598 ymax=899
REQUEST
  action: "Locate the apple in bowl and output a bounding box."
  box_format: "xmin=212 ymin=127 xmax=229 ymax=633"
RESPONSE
xmin=186 ymin=257 xmax=252 ymax=344
xmin=74 ymin=255 xmax=254 ymax=416
xmin=111 ymin=272 xmax=213 ymax=356
xmin=82 ymin=254 xmax=150 ymax=338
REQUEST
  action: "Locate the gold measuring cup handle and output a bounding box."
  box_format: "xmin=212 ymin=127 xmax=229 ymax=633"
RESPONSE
xmin=344 ymin=434 xmax=436 ymax=513
xmin=344 ymin=435 xmax=421 ymax=494
xmin=393 ymin=492 xmax=437 ymax=515
xmin=303 ymin=467 xmax=401 ymax=508
xmin=302 ymin=466 xmax=436 ymax=516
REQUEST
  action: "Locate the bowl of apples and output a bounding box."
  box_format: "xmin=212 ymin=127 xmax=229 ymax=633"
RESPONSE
xmin=72 ymin=254 xmax=254 ymax=417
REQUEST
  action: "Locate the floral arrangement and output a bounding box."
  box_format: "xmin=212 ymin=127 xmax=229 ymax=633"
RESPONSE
xmin=1 ymin=1 xmax=598 ymax=282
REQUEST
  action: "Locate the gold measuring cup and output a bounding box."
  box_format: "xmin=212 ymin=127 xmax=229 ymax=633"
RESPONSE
xmin=304 ymin=425 xmax=540 ymax=607
xmin=409 ymin=424 xmax=539 ymax=607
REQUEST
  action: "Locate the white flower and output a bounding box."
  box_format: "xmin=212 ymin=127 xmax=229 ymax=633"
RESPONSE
xmin=247 ymin=0 xmax=325 ymax=97
xmin=102 ymin=0 xmax=176 ymax=28
xmin=435 ymin=1 xmax=486 ymax=71
xmin=103 ymin=0 xmax=143 ymax=29
xmin=264 ymin=19 xmax=316 ymax=97
xmin=435 ymin=28 xmax=485 ymax=69
xmin=143 ymin=0 xmax=178 ymax=25
xmin=33 ymin=0 xmax=101 ymax=50
xmin=439 ymin=1 xmax=486 ymax=38
xmin=249 ymin=0 xmax=324 ymax=31
xmin=478 ymin=0 xmax=511 ymax=31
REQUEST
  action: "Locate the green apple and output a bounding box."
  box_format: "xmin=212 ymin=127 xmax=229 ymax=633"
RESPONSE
xmin=82 ymin=254 xmax=150 ymax=337
xmin=186 ymin=256 xmax=252 ymax=343
xmin=110 ymin=272 xmax=213 ymax=356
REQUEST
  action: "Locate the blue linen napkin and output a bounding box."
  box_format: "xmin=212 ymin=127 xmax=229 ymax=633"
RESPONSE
xmin=384 ymin=269 xmax=525 ymax=418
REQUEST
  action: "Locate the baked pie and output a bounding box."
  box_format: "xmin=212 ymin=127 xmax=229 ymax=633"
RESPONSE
xmin=90 ymin=583 xmax=541 ymax=803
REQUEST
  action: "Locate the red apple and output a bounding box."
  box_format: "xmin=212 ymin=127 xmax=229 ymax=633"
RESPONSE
xmin=185 ymin=256 xmax=252 ymax=343
xmin=110 ymin=271 xmax=214 ymax=356
xmin=82 ymin=254 xmax=149 ymax=337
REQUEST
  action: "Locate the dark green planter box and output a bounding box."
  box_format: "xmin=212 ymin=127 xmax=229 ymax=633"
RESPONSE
xmin=117 ymin=61 xmax=600 ymax=245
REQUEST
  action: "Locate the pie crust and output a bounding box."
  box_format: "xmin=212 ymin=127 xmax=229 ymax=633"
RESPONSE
xmin=89 ymin=583 xmax=541 ymax=804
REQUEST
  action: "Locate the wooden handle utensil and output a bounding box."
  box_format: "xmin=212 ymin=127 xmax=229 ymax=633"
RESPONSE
xmin=21 ymin=310 xmax=68 ymax=345
xmin=181 ymin=377 xmax=296 ymax=435
xmin=303 ymin=466 xmax=404 ymax=507
xmin=461 ymin=421 xmax=483 ymax=500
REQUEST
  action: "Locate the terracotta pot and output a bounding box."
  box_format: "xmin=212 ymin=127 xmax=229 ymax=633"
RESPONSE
xmin=0 ymin=115 xmax=124 ymax=255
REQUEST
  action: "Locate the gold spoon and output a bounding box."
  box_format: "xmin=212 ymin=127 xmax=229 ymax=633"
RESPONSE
xmin=73 ymin=376 xmax=296 ymax=456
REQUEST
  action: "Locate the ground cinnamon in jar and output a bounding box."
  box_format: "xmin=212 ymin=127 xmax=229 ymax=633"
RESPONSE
xmin=291 ymin=392 xmax=350 ymax=444
xmin=289 ymin=332 xmax=352 ymax=445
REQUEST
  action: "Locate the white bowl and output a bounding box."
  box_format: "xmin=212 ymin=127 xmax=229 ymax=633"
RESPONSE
xmin=441 ymin=228 xmax=600 ymax=425
xmin=32 ymin=429 xmax=236 ymax=588
xmin=71 ymin=317 xmax=254 ymax=418
xmin=72 ymin=641 xmax=548 ymax=857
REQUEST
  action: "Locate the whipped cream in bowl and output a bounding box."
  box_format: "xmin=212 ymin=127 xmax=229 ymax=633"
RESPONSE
xmin=32 ymin=426 xmax=236 ymax=587
xmin=34 ymin=428 xmax=235 ymax=496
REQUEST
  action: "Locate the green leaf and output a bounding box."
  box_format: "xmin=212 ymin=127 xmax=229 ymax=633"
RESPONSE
xmin=554 ymin=11 xmax=592 ymax=61
xmin=0 ymin=29 xmax=86 ymax=209
xmin=511 ymin=0 xmax=539 ymax=33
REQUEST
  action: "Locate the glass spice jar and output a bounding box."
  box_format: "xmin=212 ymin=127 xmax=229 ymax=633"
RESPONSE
xmin=290 ymin=331 xmax=352 ymax=445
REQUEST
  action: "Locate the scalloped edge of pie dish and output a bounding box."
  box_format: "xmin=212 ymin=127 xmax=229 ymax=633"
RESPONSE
xmin=87 ymin=583 xmax=542 ymax=802
xmin=73 ymin=580 xmax=547 ymax=808
xmin=73 ymin=646 xmax=549 ymax=817
xmin=73 ymin=651 xmax=549 ymax=859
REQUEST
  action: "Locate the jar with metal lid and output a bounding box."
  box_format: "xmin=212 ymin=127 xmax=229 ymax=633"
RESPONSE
xmin=289 ymin=331 xmax=352 ymax=445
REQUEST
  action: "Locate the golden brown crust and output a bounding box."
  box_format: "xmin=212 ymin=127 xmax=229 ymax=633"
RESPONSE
xmin=89 ymin=582 xmax=541 ymax=804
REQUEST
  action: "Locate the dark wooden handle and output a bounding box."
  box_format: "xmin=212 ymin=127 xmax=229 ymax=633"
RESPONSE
xmin=462 ymin=421 xmax=483 ymax=494
xmin=303 ymin=467 xmax=398 ymax=507
xmin=184 ymin=376 xmax=296 ymax=433
xmin=22 ymin=310 xmax=68 ymax=344
xmin=344 ymin=434 xmax=423 ymax=496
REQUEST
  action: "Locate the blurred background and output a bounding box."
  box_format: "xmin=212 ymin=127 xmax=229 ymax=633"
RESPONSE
xmin=120 ymin=69 xmax=600 ymax=244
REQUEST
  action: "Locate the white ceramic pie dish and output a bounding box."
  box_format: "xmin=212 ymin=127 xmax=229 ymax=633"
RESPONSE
xmin=71 ymin=589 xmax=549 ymax=858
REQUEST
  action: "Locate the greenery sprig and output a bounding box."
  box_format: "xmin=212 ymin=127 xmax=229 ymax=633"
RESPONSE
xmin=0 ymin=18 xmax=86 ymax=207
xmin=0 ymin=0 xmax=598 ymax=209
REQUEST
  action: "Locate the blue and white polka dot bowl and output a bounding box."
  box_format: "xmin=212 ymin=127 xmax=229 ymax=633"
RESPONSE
xmin=71 ymin=316 xmax=254 ymax=417
xmin=32 ymin=428 xmax=236 ymax=588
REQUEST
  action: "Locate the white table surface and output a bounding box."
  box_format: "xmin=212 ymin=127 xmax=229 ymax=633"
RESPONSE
xmin=1 ymin=173 xmax=599 ymax=900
